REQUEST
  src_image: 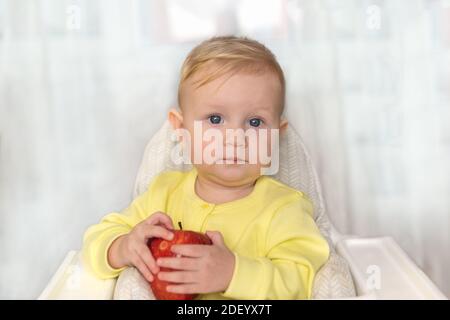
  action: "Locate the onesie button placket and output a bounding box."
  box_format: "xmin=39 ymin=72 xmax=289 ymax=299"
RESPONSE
xmin=199 ymin=203 xmax=215 ymax=232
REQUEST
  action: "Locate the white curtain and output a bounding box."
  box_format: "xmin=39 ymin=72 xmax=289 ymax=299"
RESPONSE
xmin=0 ymin=0 xmax=449 ymax=298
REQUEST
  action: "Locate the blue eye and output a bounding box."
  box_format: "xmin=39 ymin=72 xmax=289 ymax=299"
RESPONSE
xmin=209 ymin=115 xmax=222 ymax=124
xmin=249 ymin=118 xmax=262 ymax=127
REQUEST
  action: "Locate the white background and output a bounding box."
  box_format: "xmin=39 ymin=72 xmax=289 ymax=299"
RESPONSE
xmin=0 ymin=0 xmax=449 ymax=298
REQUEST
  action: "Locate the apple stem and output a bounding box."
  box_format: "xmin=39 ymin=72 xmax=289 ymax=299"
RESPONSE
xmin=178 ymin=221 xmax=183 ymax=230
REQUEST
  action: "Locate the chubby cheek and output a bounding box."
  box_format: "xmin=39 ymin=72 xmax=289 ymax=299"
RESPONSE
xmin=249 ymin=129 xmax=276 ymax=166
xmin=188 ymin=134 xmax=213 ymax=163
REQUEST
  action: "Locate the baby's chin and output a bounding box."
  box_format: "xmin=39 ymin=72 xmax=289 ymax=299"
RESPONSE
xmin=196 ymin=163 xmax=261 ymax=186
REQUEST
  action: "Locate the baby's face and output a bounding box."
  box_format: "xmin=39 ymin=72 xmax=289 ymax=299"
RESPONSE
xmin=173 ymin=68 xmax=286 ymax=186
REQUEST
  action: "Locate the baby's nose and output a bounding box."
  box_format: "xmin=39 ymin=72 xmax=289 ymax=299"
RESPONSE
xmin=224 ymin=129 xmax=247 ymax=147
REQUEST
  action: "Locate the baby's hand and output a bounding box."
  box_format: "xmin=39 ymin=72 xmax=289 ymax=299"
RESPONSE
xmin=155 ymin=231 xmax=235 ymax=294
xmin=107 ymin=212 xmax=174 ymax=282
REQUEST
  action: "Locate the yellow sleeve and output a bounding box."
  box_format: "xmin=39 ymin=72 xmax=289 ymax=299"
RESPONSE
xmin=81 ymin=186 xmax=154 ymax=279
xmin=222 ymin=195 xmax=330 ymax=300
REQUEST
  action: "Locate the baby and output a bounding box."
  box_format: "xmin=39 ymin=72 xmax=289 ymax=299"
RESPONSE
xmin=82 ymin=36 xmax=329 ymax=300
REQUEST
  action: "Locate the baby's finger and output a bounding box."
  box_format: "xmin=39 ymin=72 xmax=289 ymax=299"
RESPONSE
xmin=166 ymin=283 xmax=199 ymax=294
xmin=146 ymin=212 xmax=174 ymax=230
xmin=142 ymin=225 xmax=174 ymax=241
xmin=138 ymin=245 xmax=159 ymax=274
xmin=132 ymin=254 xmax=154 ymax=282
xmin=156 ymin=257 xmax=198 ymax=271
xmin=170 ymin=244 xmax=206 ymax=258
xmin=157 ymin=270 xmax=197 ymax=283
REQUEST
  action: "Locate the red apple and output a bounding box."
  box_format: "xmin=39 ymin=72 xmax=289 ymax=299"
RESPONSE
xmin=147 ymin=222 xmax=212 ymax=300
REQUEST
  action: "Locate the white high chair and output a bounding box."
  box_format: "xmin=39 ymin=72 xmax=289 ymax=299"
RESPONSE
xmin=39 ymin=121 xmax=446 ymax=300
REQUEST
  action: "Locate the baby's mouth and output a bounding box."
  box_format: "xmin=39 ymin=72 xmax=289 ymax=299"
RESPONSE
xmin=220 ymin=156 xmax=248 ymax=164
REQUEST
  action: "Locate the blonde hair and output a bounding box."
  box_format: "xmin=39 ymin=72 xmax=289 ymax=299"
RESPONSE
xmin=177 ymin=36 xmax=285 ymax=113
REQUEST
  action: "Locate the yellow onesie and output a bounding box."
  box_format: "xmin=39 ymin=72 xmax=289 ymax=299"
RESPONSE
xmin=82 ymin=167 xmax=330 ymax=299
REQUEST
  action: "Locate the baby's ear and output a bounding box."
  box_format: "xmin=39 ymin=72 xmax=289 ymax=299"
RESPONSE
xmin=168 ymin=107 xmax=183 ymax=130
xmin=279 ymin=118 xmax=288 ymax=136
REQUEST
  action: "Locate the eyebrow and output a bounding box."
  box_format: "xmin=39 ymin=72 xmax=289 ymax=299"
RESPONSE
xmin=206 ymin=103 xmax=274 ymax=111
xmin=206 ymin=104 xmax=226 ymax=109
